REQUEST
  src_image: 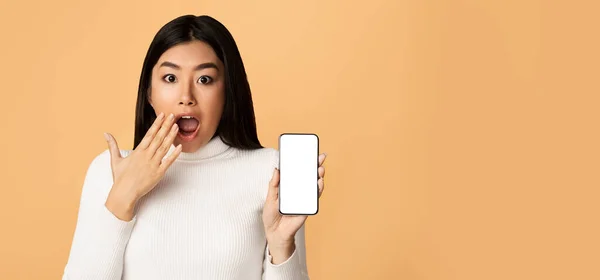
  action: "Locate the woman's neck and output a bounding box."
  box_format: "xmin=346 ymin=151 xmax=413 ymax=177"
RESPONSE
xmin=169 ymin=135 xmax=232 ymax=161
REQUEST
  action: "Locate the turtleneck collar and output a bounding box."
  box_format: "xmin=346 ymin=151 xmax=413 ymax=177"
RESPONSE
xmin=168 ymin=135 xmax=232 ymax=161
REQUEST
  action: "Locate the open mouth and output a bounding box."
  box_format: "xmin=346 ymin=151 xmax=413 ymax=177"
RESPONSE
xmin=175 ymin=115 xmax=200 ymax=141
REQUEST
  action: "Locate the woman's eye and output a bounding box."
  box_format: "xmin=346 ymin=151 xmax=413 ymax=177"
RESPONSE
xmin=163 ymin=74 xmax=176 ymax=83
xmin=198 ymin=76 xmax=212 ymax=84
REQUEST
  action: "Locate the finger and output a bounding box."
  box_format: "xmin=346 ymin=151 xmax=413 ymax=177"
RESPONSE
xmin=104 ymin=133 xmax=122 ymax=164
xmin=266 ymin=168 xmax=280 ymax=202
xmin=158 ymin=143 xmax=182 ymax=174
xmin=153 ymin=123 xmax=179 ymax=161
xmin=148 ymin=113 xmax=176 ymax=157
xmin=318 ymin=166 xmax=325 ymax=179
xmin=137 ymin=112 xmax=165 ymax=150
xmin=318 ymin=153 xmax=327 ymax=166
xmin=318 ymin=177 xmax=324 ymax=198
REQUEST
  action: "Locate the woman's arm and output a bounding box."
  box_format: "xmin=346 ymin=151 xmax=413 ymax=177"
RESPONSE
xmin=62 ymin=150 xmax=136 ymax=280
xmin=262 ymin=224 xmax=310 ymax=280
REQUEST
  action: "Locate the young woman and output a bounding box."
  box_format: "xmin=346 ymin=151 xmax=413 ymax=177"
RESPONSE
xmin=62 ymin=14 xmax=327 ymax=280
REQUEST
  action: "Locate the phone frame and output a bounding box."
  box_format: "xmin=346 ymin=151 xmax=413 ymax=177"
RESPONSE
xmin=278 ymin=132 xmax=320 ymax=216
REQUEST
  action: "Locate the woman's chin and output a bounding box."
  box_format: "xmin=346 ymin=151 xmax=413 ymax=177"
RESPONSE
xmin=175 ymin=135 xmax=204 ymax=153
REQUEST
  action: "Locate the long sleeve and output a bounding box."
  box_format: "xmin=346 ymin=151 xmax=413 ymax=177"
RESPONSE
xmin=62 ymin=150 xmax=136 ymax=280
xmin=262 ymin=224 xmax=310 ymax=280
xmin=260 ymin=148 xmax=310 ymax=279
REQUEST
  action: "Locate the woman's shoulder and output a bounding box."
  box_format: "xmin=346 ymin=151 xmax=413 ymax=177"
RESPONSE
xmin=231 ymin=147 xmax=279 ymax=199
xmin=87 ymin=149 xmax=110 ymax=171
xmin=89 ymin=148 xmax=131 ymax=165
xmin=84 ymin=148 xmax=131 ymax=178
xmin=233 ymin=146 xmax=279 ymax=169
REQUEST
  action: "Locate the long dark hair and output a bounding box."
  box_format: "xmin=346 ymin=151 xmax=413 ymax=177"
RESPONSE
xmin=133 ymin=15 xmax=263 ymax=150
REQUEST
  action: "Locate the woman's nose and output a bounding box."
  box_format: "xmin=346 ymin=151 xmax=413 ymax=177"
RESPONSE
xmin=178 ymin=85 xmax=197 ymax=106
xmin=179 ymin=98 xmax=196 ymax=106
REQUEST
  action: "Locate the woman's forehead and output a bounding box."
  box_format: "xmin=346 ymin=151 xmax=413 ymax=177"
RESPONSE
xmin=157 ymin=41 xmax=220 ymax=68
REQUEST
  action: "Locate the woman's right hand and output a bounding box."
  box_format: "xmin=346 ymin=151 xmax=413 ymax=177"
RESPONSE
xmin=103 ymin=112 xmax=182 ymax=221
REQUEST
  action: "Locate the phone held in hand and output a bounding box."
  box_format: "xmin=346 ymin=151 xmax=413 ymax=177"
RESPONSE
xmin=278 ymin=133 xmax=320 ymax=215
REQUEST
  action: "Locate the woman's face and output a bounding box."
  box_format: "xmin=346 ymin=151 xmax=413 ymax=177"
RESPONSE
xmin=149 ymin=40 xmax=225 ymax=153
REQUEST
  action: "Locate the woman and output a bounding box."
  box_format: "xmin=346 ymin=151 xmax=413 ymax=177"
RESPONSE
xmin=62 ymin=14 xmax=326 ymax=280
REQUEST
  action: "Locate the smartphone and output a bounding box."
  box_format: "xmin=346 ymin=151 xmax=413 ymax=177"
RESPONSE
xmin=278 ymin=133 xmax=320 ymax=215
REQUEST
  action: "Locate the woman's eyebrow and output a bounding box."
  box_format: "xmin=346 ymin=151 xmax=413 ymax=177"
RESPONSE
xmin=159 ymin=61 xmax=219 ymax=71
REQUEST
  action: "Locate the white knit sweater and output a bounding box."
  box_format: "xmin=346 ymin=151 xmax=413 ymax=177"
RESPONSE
xmin=62 ymin=136 xmax=309 ymax=279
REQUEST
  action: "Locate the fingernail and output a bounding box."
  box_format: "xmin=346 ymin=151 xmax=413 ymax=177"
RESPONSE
xmin=158 ymin=112 xmax=164 ymax=119
xmin=103 ymin=133 xmax=109 ymax=141
xmin=169 ymin=113 xmax=174 ymax=120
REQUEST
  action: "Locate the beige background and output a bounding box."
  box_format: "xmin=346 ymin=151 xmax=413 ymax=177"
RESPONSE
xmin=1 ymin=0 xmax=599 ymax=279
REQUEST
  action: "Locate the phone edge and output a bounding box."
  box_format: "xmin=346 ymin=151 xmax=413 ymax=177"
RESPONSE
xmin=278 ymin=133 xmax=320 ymax=216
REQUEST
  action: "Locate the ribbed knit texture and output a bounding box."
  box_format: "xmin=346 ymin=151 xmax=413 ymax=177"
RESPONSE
xmin=62 ymin=136 xmax=310 ymax=280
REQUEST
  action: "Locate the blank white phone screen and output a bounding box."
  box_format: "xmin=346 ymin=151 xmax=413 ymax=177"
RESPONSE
xmin=279 ymin=134 xmax=319 ymax=215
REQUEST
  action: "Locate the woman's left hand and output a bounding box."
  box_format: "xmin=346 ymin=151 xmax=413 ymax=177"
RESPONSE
xmin=262 ymin=153 xmax=327 ymax=263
